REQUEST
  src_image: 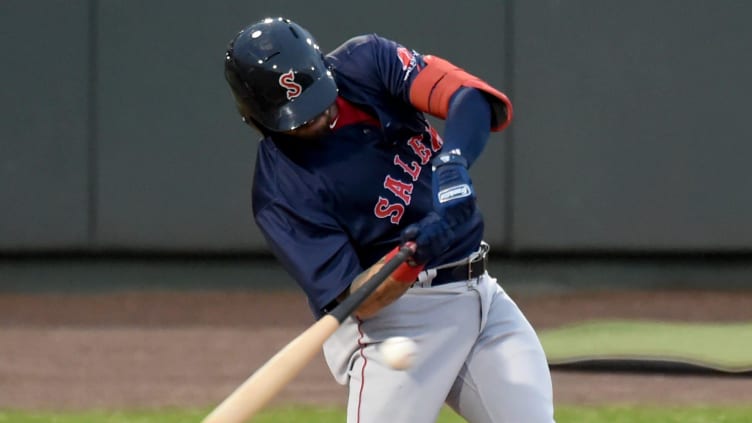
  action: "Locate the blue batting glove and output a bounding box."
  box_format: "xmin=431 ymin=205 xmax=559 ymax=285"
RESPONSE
xmin=400 ymin=212 xmax=455 ymax=265
xmin=431 ymin=150 xmax=476 ymax=226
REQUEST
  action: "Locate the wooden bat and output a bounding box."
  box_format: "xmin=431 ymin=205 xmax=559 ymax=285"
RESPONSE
xmin=202 ymin=242 xmax=416 ymax=423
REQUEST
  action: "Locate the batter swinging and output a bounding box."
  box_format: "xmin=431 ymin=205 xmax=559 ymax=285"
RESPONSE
xmin=224 ymin=17 xmax=555 ymax=423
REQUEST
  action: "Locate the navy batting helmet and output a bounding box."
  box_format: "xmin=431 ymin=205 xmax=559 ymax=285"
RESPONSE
xmin=224 ymin=17 xmax=338 ymax=132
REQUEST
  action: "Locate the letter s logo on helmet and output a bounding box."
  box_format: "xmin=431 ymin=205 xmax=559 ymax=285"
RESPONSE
xmin=223 ymin=17 xmax=338 ymax=132
xmin=279 ymin=70 xmax=302 ymax=99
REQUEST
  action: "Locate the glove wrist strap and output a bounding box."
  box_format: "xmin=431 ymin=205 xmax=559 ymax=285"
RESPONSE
xmin=431 ymin=150 xmax=467 ymax=169
xmin=384 ymin=245 xmax=425 ymax=284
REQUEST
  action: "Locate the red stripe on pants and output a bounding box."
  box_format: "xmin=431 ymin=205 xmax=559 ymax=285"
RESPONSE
xmin=356 ymin=318 xmax=367 ymax=423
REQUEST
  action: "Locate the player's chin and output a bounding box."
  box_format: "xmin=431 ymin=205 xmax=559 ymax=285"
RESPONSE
xmin=295 ymin=126 xmax=333 ymax=141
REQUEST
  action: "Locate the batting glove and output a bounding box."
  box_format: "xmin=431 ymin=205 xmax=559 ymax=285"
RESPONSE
xmin=400 ymin=212 xmax=455 ymax=266
xmin=431 ymin=150 xmax=476 ymax=226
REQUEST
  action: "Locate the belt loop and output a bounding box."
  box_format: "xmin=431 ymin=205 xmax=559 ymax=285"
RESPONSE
xmin=416 ymin=268 xmax=437 ymax=287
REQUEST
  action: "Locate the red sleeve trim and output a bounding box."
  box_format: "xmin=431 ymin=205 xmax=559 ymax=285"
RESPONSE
xmin=409 ymin=55 xmax=513 ymax=132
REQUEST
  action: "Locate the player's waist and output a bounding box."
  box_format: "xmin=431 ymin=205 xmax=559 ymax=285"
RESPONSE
xmin=413 ymin=241 xmax=489 ymax=288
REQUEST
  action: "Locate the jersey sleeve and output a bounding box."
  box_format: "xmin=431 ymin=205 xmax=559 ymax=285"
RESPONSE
xmin=328 ymin=34 xmax=424 ymax=105
xmin=255 ymin=201 xmax=363 ymax=317
xmin=408 ymin=55 xmax=512 ymax=132
xmin=354 ymin=34 xmax=512 ymax=132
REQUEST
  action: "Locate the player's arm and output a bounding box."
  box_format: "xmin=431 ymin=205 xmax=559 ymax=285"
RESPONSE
xmin=399 ymin=48 xmax=508 ymax=222
xmin=360 ymin=34 xmax=511 ymax=137
xmin=337 ymin=253 xmax=417 ymax=320
xmin=337 ymin=212 xmax=455 ymax=320
xmin=412 ymin=63 xmax=505 ymax=167
xmin=256 ymin=200 xmax=432 ymax=320
xmin=368 ymin=36 xmax=507 ymax=165
xmin=409 ymin=55 xmax=512 ymax=133
xmin=251 ymin=145 xmax=434 ymax=320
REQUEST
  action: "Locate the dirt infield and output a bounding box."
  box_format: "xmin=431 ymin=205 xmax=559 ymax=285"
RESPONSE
xmin=1 ymin=289 xmax=751 ymax=411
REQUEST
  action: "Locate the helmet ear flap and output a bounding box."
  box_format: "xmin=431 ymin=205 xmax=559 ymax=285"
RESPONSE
xmin=229 ymin=89 xmax=269 ymax=135
xmin=241 ymin=114 xmax=270 ymax=136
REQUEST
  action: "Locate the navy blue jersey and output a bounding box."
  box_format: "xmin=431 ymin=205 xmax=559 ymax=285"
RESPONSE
xmin=252 ymin=34 xmax=484 ymax=317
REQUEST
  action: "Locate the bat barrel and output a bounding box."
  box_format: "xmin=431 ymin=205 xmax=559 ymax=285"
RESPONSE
xmin=202 ymin=242 xmax=415 ymax=422
xmin=202 ymin=316 xmax=340 ymax=423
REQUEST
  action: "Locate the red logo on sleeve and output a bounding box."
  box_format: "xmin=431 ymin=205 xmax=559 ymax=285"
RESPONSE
xmin=396 ymin=47 xmax=414 ymax=71
xmin=279 ymin=70 xmax=302 ymax=99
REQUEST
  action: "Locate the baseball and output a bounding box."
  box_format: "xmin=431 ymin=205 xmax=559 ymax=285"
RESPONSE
xmin=379 ymin=336 xmax=417 ymax=370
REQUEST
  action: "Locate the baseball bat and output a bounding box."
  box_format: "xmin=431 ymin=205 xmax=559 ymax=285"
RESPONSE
xmin=201 ymin=242 xmax=416 ymax=423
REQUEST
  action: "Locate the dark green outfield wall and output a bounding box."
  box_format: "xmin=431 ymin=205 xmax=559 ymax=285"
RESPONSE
xmin=1 ymin=1 xmax=750 ymax=254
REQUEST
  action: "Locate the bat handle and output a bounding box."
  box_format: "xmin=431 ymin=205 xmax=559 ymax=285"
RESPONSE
xmin=401 ymin=241 xmax=417 ymax=255
xmin=329 ymin=242 xmax=415 ymax=322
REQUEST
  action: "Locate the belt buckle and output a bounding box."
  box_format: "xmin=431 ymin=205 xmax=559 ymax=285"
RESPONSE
xmin=468 ymin=242 xmax=489 ymax=281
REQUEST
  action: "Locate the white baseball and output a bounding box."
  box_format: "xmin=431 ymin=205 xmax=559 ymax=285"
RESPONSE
xmin=379 ymin=336 xmax=417 ymax=370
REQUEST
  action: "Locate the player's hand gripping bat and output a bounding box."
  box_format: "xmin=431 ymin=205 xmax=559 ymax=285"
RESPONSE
xmin=201 ymin=242 xmax=417 ymax=423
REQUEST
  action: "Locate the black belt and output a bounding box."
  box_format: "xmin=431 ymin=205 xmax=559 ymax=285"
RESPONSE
xmin=428 ymin=252 xmax=488 ymax=286
xmin=320 ymin=245 xmax=489 ymax=314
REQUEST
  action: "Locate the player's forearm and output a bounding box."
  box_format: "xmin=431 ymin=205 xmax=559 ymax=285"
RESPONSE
xmin=442 ymin=87 xmax=492 ymax=166
xmin=338 ymin=246 xmax=425 ymax=320
xmin=338 ymin=257 xmax=413 ymax=320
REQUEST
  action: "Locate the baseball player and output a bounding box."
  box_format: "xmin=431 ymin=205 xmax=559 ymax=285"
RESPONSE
xmin=224 ymin=17 xmax=555 ymax=423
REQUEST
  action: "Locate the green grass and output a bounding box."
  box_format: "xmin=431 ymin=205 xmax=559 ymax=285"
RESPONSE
xmin=539 ymin=320 xmax=752 ymax=371
xmin=555 ymin=405 xmax=752 ymax=422
xmin=5 ymin=320 xmax=751 ymax=422
xmin=2 ymin=405 xmax=752 ymax=422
